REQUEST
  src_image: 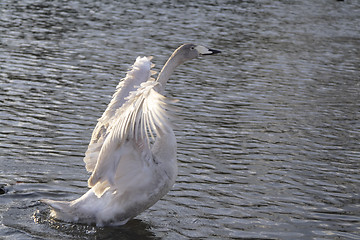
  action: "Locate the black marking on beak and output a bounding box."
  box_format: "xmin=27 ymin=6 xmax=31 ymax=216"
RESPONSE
xmin=202 ymin=48 xmax=221 ymax=55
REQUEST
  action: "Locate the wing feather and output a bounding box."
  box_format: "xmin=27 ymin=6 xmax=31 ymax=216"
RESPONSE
xmin=87 ymin=77 xmax=176 ymax=197
xmin=84 ymin=57 xmax=153 ymax=172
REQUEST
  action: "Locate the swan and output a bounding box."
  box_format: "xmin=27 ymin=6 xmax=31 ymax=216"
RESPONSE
xmin=43 ymin=44 xmax=221 ymax=226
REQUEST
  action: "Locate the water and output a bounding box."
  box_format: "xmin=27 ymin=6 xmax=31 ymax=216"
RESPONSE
xmin=1 ymin=0 xmax=359 ymax=239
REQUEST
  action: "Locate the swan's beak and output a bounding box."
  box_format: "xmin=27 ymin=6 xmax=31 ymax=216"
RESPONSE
xmin=202 ymin=48 xmax=221 ymax=55
xmin=195 ymin=45 xmax=221 ymax=55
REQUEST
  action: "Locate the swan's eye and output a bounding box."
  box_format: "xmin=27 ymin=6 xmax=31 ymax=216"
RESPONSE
xmin=190 ymin=46 xmax=195 ymax=50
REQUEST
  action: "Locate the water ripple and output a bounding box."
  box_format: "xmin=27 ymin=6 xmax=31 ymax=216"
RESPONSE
xmin=1 ymin=0 xmax=360 ymax=239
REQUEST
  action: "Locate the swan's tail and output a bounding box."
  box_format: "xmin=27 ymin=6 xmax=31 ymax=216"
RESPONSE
xmin=42 ymin=190 xmax=105 ymax=225
xmin=42 ymin=189 xmax=133 ymax=226
xmin=42 ymin=199 xmax=78 ymax=222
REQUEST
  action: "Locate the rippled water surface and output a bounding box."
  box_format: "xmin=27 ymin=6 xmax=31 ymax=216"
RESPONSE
xmin=1 ymin=0 xmax=360 ymax=239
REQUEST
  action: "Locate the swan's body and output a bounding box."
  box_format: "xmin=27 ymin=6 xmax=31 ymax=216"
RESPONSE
xmin=43 ymin=44 xmax=220 ymax=226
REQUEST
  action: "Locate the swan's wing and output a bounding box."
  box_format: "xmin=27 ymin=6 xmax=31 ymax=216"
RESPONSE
xmin=87 ymin=80 xmax=175 ymax=197
xmin=84 ymin=56 xmax=154 ymax=172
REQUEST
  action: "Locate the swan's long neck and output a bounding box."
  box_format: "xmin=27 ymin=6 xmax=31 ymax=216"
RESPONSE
xmin=156 ymin=49 xmax=184 ymax=93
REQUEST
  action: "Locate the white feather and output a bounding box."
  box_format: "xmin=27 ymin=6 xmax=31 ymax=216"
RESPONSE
xmin=84 ymin=57 xmax=152 ymax=172
xmin=87 ymin=80 xmax=174 ymax=197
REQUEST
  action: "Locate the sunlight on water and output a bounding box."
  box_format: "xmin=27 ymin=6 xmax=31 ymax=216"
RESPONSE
xmin=1 ymin=0 xmax=359 ymax=239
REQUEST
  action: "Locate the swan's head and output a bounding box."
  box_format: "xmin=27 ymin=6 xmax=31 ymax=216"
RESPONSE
xmin=175 ymin=43 xmax=221 ymax=63
xmin=156 ymin=44 xmax=221 ymax=91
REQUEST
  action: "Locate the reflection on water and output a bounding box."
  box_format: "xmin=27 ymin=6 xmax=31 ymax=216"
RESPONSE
xmin=1 ymin=0 xmax=359 ymax=239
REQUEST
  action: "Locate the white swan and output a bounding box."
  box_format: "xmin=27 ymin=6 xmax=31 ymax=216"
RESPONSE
xmin=43 ymin=44 xmax=221 ymax=226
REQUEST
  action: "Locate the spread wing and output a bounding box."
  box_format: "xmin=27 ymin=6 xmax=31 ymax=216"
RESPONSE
xmin=83 ymin=56 xmax=154 ymax=172
xmin=83 ymin=56 xmax=175 ymax=197
xmin=87 ymin=80 xmax=175 ymax=197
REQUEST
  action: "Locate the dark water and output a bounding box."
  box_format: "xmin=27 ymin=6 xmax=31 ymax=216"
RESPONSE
xmin=1 ymin=0 xmax=359 ymax=239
